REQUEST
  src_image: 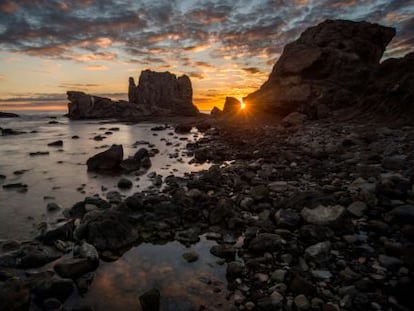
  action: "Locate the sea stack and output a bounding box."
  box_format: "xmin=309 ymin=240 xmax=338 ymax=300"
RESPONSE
xmin=128 ymin=70 xmax=199 ymax=116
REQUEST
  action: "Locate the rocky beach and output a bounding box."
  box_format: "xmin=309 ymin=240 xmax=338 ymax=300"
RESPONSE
xmin=0 ymin=18 xmax=413 ymax=311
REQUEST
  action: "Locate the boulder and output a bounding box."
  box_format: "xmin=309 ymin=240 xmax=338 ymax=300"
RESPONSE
xmin=74 ymin=210 xmax=139 ymax=251
xmin=222 ymin=97 xmax=241 ymax=115
xmin=86 ymin=144 xmax=123 ymax=171
xmin=301 ymin=205 xmax=346 ymax=226
xmin=244 ymin=19 xmax=396 ymax=117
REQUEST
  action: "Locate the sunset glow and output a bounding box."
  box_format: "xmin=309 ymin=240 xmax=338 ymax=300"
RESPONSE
xmin=0 ymin=1 xmax=412 ymax=111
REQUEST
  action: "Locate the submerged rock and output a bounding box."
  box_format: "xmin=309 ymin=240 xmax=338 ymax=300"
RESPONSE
xmin=139 ymin=288 xmax=161 ymax=311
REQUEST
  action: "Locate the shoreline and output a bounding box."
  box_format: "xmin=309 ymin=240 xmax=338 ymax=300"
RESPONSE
xmin=1 ymin=115 xmax=413 ymax=310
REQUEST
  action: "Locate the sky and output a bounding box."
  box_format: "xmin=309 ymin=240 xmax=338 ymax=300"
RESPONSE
xmin=0 ymin=0 xmax=413 ymax=111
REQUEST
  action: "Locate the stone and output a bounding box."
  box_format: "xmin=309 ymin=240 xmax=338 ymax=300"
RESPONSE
xmin=86 ymin=144 xmax=123 ymax=171
xmin=271 ymin=269 xmax=287 ymax=283
xmin=210 ymin=245 xmax=236 ymax=260
xmin=347 ymin=201 xmax=367 ymax=217
xmin=305 ymin=241 xmax=331 ymax=263
xmin=118 ymin=178 xmax=133 ymax=189
xmin=139 ymin=288 xmax=160 ymax=311
xmin=222 ymin=97 xmax=241 ymax=115
xmin=226 ymin=261 xmax=245 ymax=279
xmin=275 ymin=209 xmax=301 ymax=229
xmin=75 ymin=210 xmax=139 ymax=251
xmin=46 ymin=202 xmax=61 ymax=212
xmin=54 ymin=257 xmax=98 ymax=279
xmin=294 ymin=295 xmax=310 ymax=310
xmin=248 ymin=233 xmax=283 ymax=252
xmin=385 ymin=205 xmax=414 ymax=224
xmin=311 ymin=269 xmax=332 ymax=279
xmin=134 ymin=148 xmax=149 ymax=161
xmin=182 ymin=251 xmax=199 ymax=263
xmin=269 ymin=181 xmax=289 ymax=192
xmin=48 ymin=140 xmax=63 ymax=147
xmin=301 ymin=205 xmax=346 ymax=226
xmin=0 ymin=242 xmax=61 ymax=269
xmin=174 ymin=124 xmax=192 ymax=134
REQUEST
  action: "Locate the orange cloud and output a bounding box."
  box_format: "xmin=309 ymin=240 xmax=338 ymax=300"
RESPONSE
xmin=83 ymin=65 xmax=108 ymax=71
xmin=0 ymin=1 xmax=18 ymax=13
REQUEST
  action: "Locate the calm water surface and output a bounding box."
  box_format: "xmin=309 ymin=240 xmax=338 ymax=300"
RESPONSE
xmin=1 ymin=111 xmax=228 ymax=310
xmin=0 ymin=111 xmax=209 ymax=240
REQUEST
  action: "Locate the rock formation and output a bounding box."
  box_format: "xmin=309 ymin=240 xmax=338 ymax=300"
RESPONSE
xmin=86 ymin=144 xmax=123 ymax=171
xmin=67 ymin=70 xmax=199 ymax=119
xmin=128 ymin=70 xmax=199 ymax=116
xmin=362 ymin=52 xmax=414 ymax=117
xmin=222 ymin=97 xmax=242 ymax=115
xmin=67 ymin=91 xmax=145 ymax=120
xmin=0 ymin=112 xmax=19 ymax=118
xmin=244 ymin=19 xmax=404 ymax=118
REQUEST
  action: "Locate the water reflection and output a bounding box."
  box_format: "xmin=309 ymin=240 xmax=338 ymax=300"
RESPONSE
xmin=0 ymin=112 xmax=210 ymax=239
xmin=68 ymin=237 xmax=229 ymax=311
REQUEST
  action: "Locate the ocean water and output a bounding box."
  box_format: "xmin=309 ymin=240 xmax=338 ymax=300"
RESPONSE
xmin=0 ymin=111 xmax=229 ymax=310
xmin=0 ymin=111 xmax=210 ymax=240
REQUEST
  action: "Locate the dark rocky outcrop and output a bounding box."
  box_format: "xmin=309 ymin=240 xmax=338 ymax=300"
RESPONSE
xmin=362 ymin=52 xmax=414 ymax=117
xmin=129 ymin=70 xmax=199 ymax=116
xmin=210 ymin=106 xmax=223 ymax=117
xmin=0 ymin=112 xmax=19 ymax=118
xmin=86 ymin=144 xmax=123 ymax=171
xmin=67 ymin=91 xmax=144 ymax=120
xmin=68 ymin=70 xmax=199 ymax=119
xmin=244 ymin=19 xmax=400 ymax=118
xmin=223 ymin=97 xmax=242 ymax=115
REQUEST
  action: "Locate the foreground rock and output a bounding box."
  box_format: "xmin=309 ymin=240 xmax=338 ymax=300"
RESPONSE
xmin=244 ymin=19 xmax=407 ymax=119
xmin=86 ymin=144 xmax=123 ymax=171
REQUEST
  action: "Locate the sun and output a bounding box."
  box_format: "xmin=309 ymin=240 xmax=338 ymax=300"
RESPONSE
xmin=240 ymin=98 xmax=246 ymax=110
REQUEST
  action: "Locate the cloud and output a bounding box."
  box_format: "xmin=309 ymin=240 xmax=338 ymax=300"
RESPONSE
xmin=242 ymin=67 xmax=262 ymax=74
xmin=0 ymin=73 xmax=6 ymax=81
xmin=0 ymin=0 xmax=411 ymax=66
xmin=83 ymin=65 xmax=108 ymax=71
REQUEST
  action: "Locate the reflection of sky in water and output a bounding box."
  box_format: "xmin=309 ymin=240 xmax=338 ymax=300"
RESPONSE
xmin=66 ymin=237 xmax=229 ymax=311
xmin=0 ymin=112 xmax=210 ymax=239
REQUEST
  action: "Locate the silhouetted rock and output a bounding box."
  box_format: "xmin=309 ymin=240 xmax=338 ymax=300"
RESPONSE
xmin=363 ymin=52 xmax=414 ymax=119
xmin=0 ymin=112 xmax=19 ymax=118
xmin=68 ymin=70 xmax=199 ymax=119
xmin=131 ymin=70 xmax=199 ymax=116
xmin=223 ymin=97 xmax=241 ymax=115
xmin=67 ymin=91 xmax=144 ymax=120
xmin=210 ymin=106 xmax=223 ymax=117
xmin=86 ymin=144 xmax=123 ymax=171
xmin=245 ymin=19 xmax=396 ymax=117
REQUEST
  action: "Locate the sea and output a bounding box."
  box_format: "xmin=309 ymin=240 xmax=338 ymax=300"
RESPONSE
xmin=0 ymin=110 xmax=228 ymax=310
